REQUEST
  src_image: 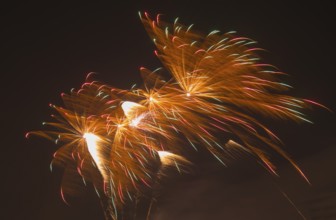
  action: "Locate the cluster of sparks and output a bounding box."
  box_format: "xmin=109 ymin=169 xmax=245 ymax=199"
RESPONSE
xmin=27 ymin=13 xmax=325 ymax=219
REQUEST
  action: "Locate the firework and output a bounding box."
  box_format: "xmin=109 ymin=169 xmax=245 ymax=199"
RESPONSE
xmin=27 ymin=12 xmax=325 ymax=219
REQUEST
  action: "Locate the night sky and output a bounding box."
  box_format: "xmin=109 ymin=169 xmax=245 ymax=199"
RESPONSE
xmin=3 ymin=1 xmax=336 ymax=220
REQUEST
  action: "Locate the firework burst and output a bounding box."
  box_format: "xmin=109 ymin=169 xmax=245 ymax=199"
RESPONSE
xmin=27 ymin=12 xmax=326 ymax=219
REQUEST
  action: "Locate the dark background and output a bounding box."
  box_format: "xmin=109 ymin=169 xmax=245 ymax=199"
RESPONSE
xmin=2 ymin=1 xmax=336 ymax=219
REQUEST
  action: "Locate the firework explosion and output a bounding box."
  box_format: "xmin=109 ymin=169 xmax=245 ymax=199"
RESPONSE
xmin=27 ymin=12 xmax=324 ymax=219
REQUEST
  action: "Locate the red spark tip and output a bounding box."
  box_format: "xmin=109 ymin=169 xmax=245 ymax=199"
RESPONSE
xmin=140 ymin=66 xmax=145 ymax=70
xmin=60 ymin=188 xmax=70 ymax=206
xmin=304 ymin=99 xmax=332 ymax=112
xmin=25 ymin=132 xmax=30 ymax=138
xmin=156 ymin=14 xmax=161 ymax=24
xmin=85 ymin=72 xmax=96 ymax=81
